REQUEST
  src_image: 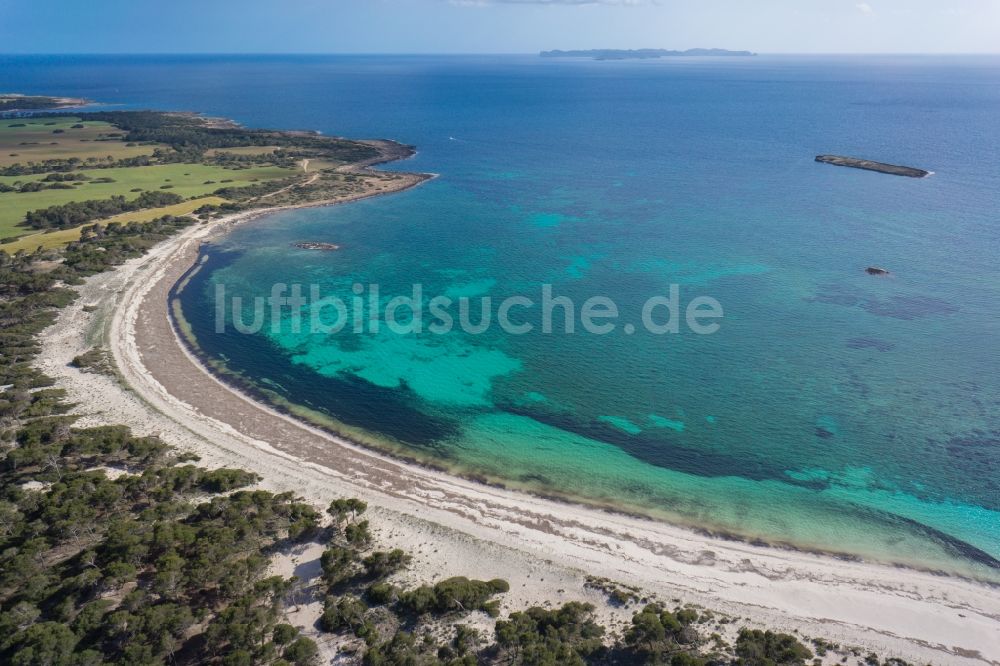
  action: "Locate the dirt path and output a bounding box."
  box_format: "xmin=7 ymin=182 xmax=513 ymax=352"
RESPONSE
xmin=257 ymin=172 xmax=320 ymax=200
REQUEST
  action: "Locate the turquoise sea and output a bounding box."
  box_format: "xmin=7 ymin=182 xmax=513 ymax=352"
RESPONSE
xmin=6 ymin=54 xmax=999 ymax=579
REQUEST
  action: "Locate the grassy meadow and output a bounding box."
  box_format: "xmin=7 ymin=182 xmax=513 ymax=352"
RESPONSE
xmin=0 ymin=117 xmax=155 ymax=167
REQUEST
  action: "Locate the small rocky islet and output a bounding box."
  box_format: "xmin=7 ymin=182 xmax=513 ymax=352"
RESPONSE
xmin=292 ymin=241 xmax=341 ymax=251
xmin=816 ymin=154 xmax=930 ymax=178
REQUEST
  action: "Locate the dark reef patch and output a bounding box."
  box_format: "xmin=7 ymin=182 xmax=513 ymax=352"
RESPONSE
xmin=173 ymin=245 xmax=459 ymax=451
xmin=893 ymin=514 xmax=1000 ymax=570
xmin=518 ymin=472 xmax=553 ymax=486
xmin=809 ymin=285 xmax=959 ymax=320
xmin=841 ymin=503 xmax=1000 ymax=570
xmin=808 ymin=289 xmax=861 ymax=307
xmin=936 ymin=430 xmax=1000 ymax=508
xmin=846 ymin=337 xmax=896 ymax=352
xmin=499 ymin=403 xmax=794 ymax=484
xmin=862 ymin=295 xmax=959 ymax=320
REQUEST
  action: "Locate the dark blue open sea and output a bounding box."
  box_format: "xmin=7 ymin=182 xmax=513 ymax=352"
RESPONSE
xmin=5 ymin=54 xmax=999 ymax=579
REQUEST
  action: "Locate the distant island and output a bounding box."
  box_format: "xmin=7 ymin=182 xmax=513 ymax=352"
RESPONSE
xmin=815 ymin=154 xmax=930 ymax=178
xmin=540 ymin=48 xmax=755 ymax=60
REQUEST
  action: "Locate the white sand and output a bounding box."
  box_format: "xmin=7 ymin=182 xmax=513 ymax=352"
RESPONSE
xmin=36 ymin=209 xmax=1000 ymax=666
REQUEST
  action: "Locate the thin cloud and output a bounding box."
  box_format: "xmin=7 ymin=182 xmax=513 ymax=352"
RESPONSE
xmin=856 ymin=2 xmax=875 ymax=16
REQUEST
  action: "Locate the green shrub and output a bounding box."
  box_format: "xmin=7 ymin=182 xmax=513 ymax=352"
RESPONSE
xmin=366 ymin=582 xmax=397 ymax=605
xmin=344 ymin=520 xmax=372 ymax=547
xmin=398 ymin=577 xmax=509 ymax=617
xmin=283 ymin=637 xmax=319 ymax=665
xmin=320 ymin=594 xmax=367 ymax=634
xmin=362 ymin=549 xmax=411 ymax=579
xmin=735 ymin=628 xmax=813 ymax=666
xmin=495 ymin=602 xmax=606 ymax=665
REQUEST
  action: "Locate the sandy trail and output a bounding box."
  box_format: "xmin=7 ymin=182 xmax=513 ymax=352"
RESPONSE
xmin=37 ymin=194 xmax=1000 ymax=665
xmin=257 ymin=171 xmax=320 ymax=199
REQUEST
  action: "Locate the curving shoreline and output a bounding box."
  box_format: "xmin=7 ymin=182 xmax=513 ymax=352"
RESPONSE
xmin=171 ymin=268 xmax=1000 ymax=576
xmin=26 ymin=152 xmax=998 ymax=664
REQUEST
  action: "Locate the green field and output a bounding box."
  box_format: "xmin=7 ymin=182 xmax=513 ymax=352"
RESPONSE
xmin=0 ymin=117 xmax=156 ymax=167
xmin=0 ymin=162 xmax=294 ymax=238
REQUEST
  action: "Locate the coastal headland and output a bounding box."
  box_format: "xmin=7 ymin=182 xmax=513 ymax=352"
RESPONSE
xmin=0 ymin=93 xmax=89 ymax=112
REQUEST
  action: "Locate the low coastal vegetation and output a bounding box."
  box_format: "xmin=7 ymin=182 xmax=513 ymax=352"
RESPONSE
xmin=25 ymin=190 xmax=186 ymax=229
xmin=0 ymin=103 xmax=911 ymax=665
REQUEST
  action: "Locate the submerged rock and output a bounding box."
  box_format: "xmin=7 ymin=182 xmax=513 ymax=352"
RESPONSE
xmin=293 ymin=241 xmax=340 ymax=251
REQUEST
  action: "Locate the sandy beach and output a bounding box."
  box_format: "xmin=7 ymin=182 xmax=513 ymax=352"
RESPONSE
xmin=35 ymin=183 xmax=1000 ymax=665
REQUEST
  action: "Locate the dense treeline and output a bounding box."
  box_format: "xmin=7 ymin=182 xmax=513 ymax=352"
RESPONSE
xmin=0 ymin=154 xmax=160 ymax=178
xmin=24 ymin=191 xmax=184 ymax=229
xmin=0 ymin=96 xmax=71 ymax=112
xmin=2 ymin=110 xmax=380 ymax=182
xmin=0 ymin=216 xmax=193 ymax=413
xmin=42 ymin=172 xmax=90 ymax=182
xmin=86 ymin=111 xmax=380 ymax=164
xmin=0 ymin=179 xmax=81 ymax=194
xmin=0 ymin=418 xmax=322 ymax=664
xmin=205 ymin=150 xmax=300 ymax=170
xmin=0 ymin=215 xmax=329 ymax=664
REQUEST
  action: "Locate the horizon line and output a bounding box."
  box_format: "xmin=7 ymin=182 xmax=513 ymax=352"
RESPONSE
xmin=3 ymin=51 xmax=1000 ymax=57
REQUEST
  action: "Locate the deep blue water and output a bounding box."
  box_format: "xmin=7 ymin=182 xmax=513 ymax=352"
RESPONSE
xmin=6 ymin=54 xmax=999 ymax=578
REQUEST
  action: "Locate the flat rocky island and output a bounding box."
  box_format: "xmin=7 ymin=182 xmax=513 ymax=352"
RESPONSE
xmin=541 ymin=48 xmax=754 ymax=60
xmin=293 ymin=241 xmax=340 ymax=250
xmin=816 ymin=154 xmax=930 ymax=178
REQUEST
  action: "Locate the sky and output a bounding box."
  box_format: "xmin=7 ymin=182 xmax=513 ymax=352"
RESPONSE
xmin=1 ymin=0 xmax=999 ymax=54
